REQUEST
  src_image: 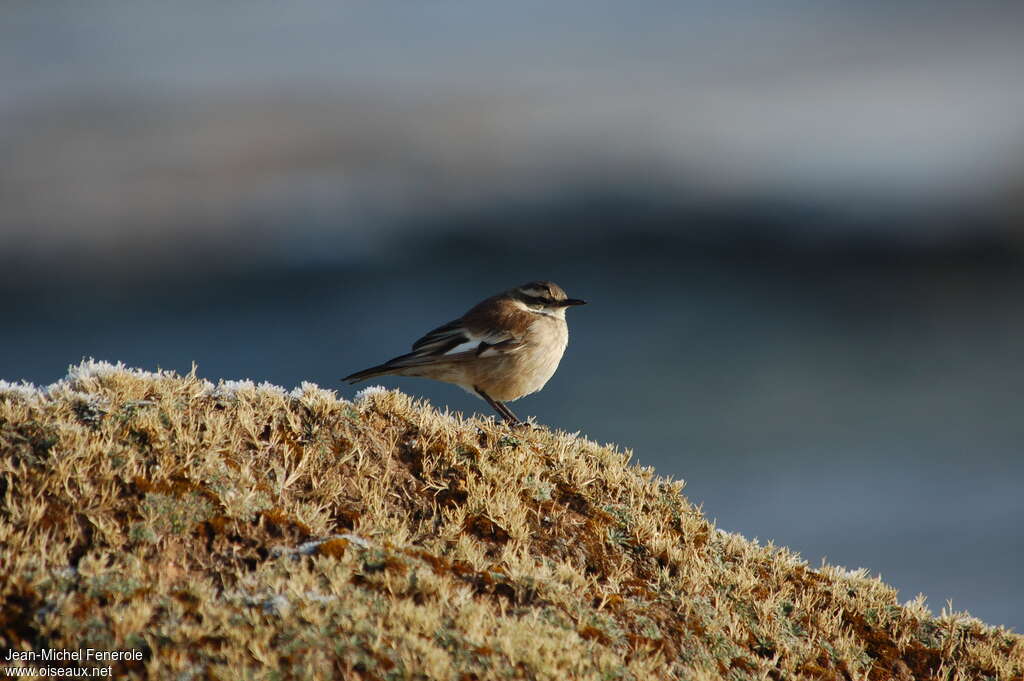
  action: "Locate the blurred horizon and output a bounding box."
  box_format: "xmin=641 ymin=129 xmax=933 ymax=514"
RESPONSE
xmin=4 ymin=1 xmax=1024 ymax=281
xmin=2 ymin=1 xmax=1023 ymax=630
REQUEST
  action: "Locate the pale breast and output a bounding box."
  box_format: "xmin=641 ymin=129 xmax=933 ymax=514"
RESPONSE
xmin=476 ymin=316 xmax=569 ymax=401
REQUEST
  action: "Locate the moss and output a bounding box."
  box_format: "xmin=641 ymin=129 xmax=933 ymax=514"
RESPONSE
xmin=0 ymin=363 xmax=1020 ymax=680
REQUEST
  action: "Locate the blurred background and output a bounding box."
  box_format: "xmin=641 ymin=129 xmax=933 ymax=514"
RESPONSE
xmin=2 ymin=1 xmax=1023 ymax=629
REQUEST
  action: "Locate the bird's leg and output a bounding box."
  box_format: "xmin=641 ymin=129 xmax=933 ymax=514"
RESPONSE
xmin=492 ymin=399 xmax=534 ymax=429
xmin=496 ymin=401 xmax=524 ymax=427
xmin=475 ymin=387 xmax=524 ymax=427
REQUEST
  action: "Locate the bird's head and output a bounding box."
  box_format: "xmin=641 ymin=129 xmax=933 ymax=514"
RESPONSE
xmin=510 ymin=280 xmax=587 ymax=317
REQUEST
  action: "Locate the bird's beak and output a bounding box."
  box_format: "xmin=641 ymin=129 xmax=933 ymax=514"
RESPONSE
xmin=562 ymin=298 xmax=587 ymax=307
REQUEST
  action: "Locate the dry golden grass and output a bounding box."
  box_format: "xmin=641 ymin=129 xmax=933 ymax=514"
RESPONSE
xmin=1 ymin=361 xmax=1021 ymax=680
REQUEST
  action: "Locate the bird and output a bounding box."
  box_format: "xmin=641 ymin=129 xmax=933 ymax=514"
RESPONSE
xmin=343 ymin=280 xmax=586 ymax=426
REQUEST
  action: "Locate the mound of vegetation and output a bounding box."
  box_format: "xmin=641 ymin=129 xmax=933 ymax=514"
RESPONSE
xmin=1 ymin=362 xmax=1021 ymax=680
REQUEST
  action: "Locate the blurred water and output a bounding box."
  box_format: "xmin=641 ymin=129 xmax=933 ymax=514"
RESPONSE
xmin=4 ymin=231 xmax=1023 ymax=629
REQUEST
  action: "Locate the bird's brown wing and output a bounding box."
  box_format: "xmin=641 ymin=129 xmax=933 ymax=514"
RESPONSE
xmin=344 ymin=296 xmax=529 ymax=383
xmin=407 ymin=324 xmax=523 ymax=363
xmin=411 ymin=320 xmax=473 ymax=355
xmin=408 ymin=296 xmax=530 ymax=361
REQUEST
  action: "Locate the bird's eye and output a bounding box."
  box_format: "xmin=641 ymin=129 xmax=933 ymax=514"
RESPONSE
xmin=523 ymin=294 xmax=548 ymax=308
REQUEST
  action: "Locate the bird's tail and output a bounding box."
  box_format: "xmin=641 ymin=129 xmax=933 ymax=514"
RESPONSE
xmin=343 ymin=351 xmax=442 ymax=383
xmin=342 ymin=363 xmax=400 ymax=384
